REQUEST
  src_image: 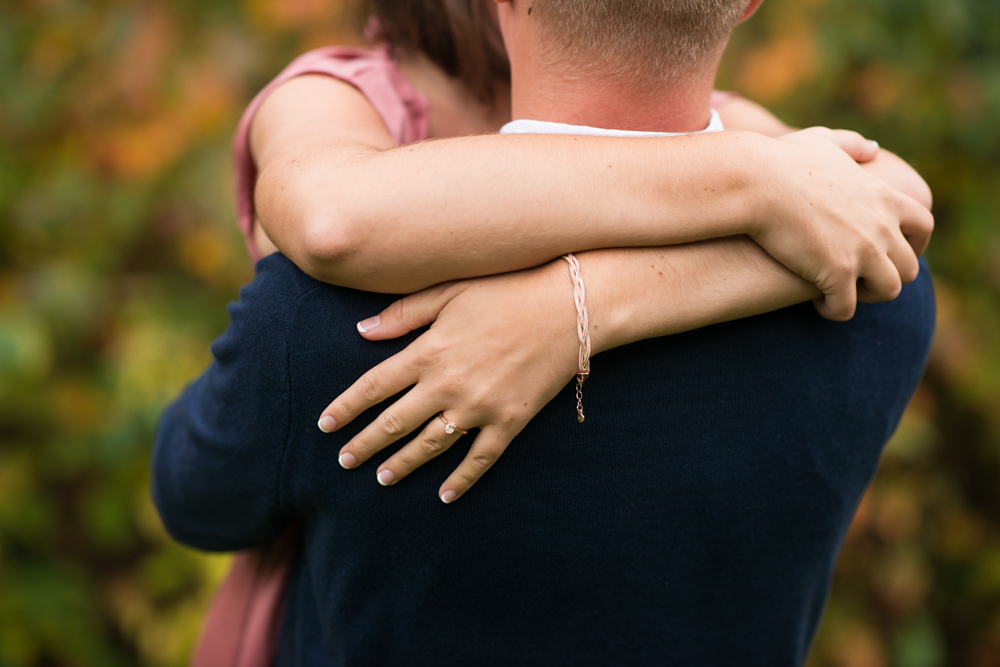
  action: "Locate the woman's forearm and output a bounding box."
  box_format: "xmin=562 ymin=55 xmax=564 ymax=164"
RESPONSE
xmin=253 ymin=77 xmax=930 ymax=313
xmin=256 ymin=129 xmax=768 ymax=293
xmin=580 ymin=237 xmax=818 ymax=355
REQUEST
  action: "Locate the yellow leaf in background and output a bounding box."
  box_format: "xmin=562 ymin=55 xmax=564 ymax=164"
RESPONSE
xmin=30 ymin=24 xmax=75 ymax=78
xmin=91 ymin=114 xmax=194 ymax=180
xmin=88 ymin=62 xmax=237 ymax=180
xmin=53 ymin=380 xmax=109 ymax=434
xmin=247 ymin=0 xmax=344 ymax=30
xmin=845 ymin=489 xmax=875 ymax=542
xmin=116 ymin=4 xmax=175 ymax=115
xmin=947 ymin=67 xmax=986 ymax=124
xmin=739 ymin=24 xmax=817 ymax=103
xmin=852 ymin=64 xmax=904 ymax=118
xmin=826 ymin=623 xmax=887 ymax=667
xmin=929 ymin=279 xmax=982 ymax=387
xmin=179 ymin=227 xmax=230 ymax=282
xmin=873 ymin=487 xmax=922 ymax=544
xmin=934 ymin=509 xmax=990 ymax=560
xmin=874 ymin=550 xmax=932 ymax=616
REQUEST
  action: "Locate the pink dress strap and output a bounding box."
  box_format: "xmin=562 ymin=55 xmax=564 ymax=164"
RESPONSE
xmin=232 ymin=45 xmax=430 ymax=262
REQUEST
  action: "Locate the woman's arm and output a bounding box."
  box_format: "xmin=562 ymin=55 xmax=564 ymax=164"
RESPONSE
xmin=251 ymin=75 xmax=931 ymax=321
xmin=319 ymin=235 xmax=818 ymax=502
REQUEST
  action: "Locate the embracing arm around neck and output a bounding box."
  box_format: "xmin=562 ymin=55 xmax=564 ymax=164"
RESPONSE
xmin=251 ymin=74 xmax=931 ymax=321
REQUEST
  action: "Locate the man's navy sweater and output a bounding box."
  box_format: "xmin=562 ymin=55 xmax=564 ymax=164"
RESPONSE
xmin=153 ymin=253 xmax=935 ymax=666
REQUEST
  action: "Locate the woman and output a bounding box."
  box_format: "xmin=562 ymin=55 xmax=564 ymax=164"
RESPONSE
xmin=192 ymin=0 xmax=933 ymax=664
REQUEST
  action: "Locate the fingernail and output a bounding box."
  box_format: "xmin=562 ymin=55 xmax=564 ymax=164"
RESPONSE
xmin=868 ymin=140 xmax=879 ymax=151
xmin=339 ymin=452 xmax=357 ymax=469
xmin=377 ymin=469 xmax=395 ymax=486
xmin=440 ymin=490 xmax=457 ymax=504
xmin=318 ymin=416 xmax=337 ymax=432
xmin=357 ymin=315 xmax=381 ymax=334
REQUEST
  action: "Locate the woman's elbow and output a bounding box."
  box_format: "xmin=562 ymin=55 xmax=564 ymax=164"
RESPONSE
xmin=294 ymin=214 xmax=360 ymax=280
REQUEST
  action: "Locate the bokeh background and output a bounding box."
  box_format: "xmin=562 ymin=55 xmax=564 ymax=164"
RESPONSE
xmin=0 ymin=0 xmax=997 ymax=665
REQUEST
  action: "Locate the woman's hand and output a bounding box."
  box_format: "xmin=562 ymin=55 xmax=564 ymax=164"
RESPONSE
xmin=317 ymin=262 xmax=581 ymax=504
xmin=753 ymin=127 xmax=934 ymax=321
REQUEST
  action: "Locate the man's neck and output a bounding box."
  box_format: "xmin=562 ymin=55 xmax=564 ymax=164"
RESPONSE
xmin=509 ymin=62 xmax=719 ymax=133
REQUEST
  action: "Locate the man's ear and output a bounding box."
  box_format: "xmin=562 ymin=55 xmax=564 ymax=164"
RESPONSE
xmin=739 ymin=0 xmax=765 ymax=22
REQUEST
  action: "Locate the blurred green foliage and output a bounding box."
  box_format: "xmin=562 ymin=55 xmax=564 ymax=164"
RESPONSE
xmin=0 ymin=0 xmax=996 ymax=665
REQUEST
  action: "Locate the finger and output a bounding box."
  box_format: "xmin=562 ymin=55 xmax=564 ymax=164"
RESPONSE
xmin=857 ymin=254 xmax=904 ymax=303
xmin=338 ymin=386 xmax=439 ymax=469
xmin=437 ymin=425 xmax=515 ymax=504
xmin=356 ymin=282 xmax=462 ymax=341
xmin=895 ymin=193 xmax=935 ymax=257
xmin=374 ymin=413 xmax=471 ymax=486
xmin=820 ymin=128 xmax=881 ymax=163
xmin=813 ymin=283 xmax=857 ymax=322
xmin=319 ymin=352 xmax=417 ymax=434
xmin=885 ymin=228 xmax=921 ymax=286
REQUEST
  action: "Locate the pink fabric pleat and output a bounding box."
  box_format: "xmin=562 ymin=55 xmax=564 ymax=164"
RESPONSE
xmin=191 ymin=527 xmax=299 ymax=667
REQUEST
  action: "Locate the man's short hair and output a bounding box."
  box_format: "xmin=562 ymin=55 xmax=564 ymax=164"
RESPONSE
xmin=533 ymin=0 xmax=751 ymax=83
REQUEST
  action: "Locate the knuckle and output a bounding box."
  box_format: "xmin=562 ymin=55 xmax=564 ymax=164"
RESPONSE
xmin=455 ymin=471 xmax=478 ymax=488
xmin=394 ymin=454 xmax=417 ymax=473
xmin=471 ymin=452 xmax=497 ymax=470
xmin=390 ymin=298 xmax=407 ymax=325
xmin=360 ymin=373 xmax=381 ymax=402
xmin=419 ymin=435 xmax=446 ymax=456
xmin=380 ymin=411 xmax=405 ymax=437
xmin=829 ymin=257 xmax=855 ymax=284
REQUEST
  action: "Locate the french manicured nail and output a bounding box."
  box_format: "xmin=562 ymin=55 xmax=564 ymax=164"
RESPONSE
xmin=318 ymin=416 xmax=337 ymax=432
xmin=377 ymin=469 xmax=395 ymax=486
xmin=440 ymin=490 xmax=457 ymax=504
xmin=357 ymin=315 xmax=381 ymax=334
xmin=339 ymin=452 xmax=357 ymax=469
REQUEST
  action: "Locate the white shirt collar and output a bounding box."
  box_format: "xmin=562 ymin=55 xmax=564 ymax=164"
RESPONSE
xmin=499 ymin=108 xmax=724 ymax=137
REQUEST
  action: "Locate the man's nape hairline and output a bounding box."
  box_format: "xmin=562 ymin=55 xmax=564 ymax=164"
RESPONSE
xmin=531 ymin=0 xmax=751 ymax=85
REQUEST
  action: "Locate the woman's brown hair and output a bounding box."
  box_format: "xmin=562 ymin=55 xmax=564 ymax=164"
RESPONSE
xmin=362 ymin=0 xmax=511 ymax=103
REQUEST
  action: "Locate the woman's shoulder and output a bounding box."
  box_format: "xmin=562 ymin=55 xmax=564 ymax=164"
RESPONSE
xmin=233 ymin=44 xmax=430 ymax=262
xmin=242 ymin=44 xmax=429 ymax=149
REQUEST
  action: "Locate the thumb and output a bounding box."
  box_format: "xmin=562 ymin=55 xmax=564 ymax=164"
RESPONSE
xmin=356 ymin=282 xmax=461 ymax=340
xmin=822 ymin=128 xmax=880 ymax=164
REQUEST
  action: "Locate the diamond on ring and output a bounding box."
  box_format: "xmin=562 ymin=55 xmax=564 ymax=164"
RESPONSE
xmin=438 ymin=412 xmax=467 ymax=435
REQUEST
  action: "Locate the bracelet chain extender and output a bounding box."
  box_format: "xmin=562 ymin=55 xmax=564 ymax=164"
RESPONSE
xmin=562 ymin=254 xmax=591 ymax=423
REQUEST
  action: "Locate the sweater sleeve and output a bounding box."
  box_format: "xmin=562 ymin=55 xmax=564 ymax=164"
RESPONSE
xmin=151 ymin=258 xmax=312 ymax=552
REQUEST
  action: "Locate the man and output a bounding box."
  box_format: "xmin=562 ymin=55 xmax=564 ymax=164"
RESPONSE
xmin=153 ymin=1 xmax=935 ymax=664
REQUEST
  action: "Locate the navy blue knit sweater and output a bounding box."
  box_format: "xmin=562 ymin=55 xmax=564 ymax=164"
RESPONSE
xmin=153 ymin=253 xmax=934 ymax=666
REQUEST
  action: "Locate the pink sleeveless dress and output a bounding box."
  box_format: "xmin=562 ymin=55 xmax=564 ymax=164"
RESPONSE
xmin=194 ymin=44 xmax=737 ymax=667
